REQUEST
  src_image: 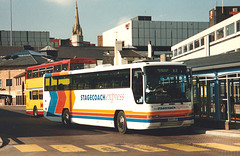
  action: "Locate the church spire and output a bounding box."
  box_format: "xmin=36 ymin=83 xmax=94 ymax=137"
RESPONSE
xmin=72 ymin=0 xmax=82 ymax=36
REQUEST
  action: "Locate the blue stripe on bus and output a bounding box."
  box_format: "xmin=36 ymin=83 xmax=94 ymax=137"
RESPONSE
xmin=126 ymin=116 xmax=193 ymax=123
xmin=48 ymin=91 xmax=58 ymax=115
xmin=45 ymin=73 xmax=52 ymax=77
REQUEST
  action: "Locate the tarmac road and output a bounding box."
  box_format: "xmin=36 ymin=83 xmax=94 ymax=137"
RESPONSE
xmin=1 ymin=105 xmax=240 ymax=156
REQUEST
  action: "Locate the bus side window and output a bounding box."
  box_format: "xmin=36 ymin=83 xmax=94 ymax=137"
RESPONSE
xmin=62 ymin=63 xmax=68 ymax=71
xmin=32 ymin=69 xmax=39 ymax=78
xmin=32 ymin=90 xmax=38 ymax=100
xmin=46 ymin=66 xmax=53 ymax=73
xmin=51 ymin=77 xmax=58 ymax=91
xmin=30 ymin=91 xmax=32 ymax=100
xmin=44 ymin=77 xmax=50 ymax=91
xmin=39 ymin=68 xmax=45 ymax=77
xmin=39 ymin=90 xmax=43 ymax=100
xmin=54 ymin=65 xmax=61 ymax=72
xmin=57 ymin=76 xmax=71 ymax=90
xmin=132 ymin=68 xmax=143 ymax=104
xmin=27 ymin=70 xmax=32 ymax=79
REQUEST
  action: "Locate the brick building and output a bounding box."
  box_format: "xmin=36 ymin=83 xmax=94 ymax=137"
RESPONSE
xmin=0 ymin=50 xmax=55 ymax=105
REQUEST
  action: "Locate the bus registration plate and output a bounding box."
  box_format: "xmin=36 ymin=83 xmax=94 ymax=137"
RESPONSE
xmin=168 ymin=118 xmax=178 ymax=122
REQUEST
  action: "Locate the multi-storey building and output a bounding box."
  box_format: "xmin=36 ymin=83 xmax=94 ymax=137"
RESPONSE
xmin=209 ymin=6 xmax=240 ymax=27
xmin=0 ymin=30 xmax=49 ymax=47
xmin=102 ymin=16 xmax=209 ymax=58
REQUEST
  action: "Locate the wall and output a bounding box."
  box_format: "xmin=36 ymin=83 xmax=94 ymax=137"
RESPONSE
xmin=103 ymin=20 xmax=132 ymax=47
xmin=0 ymin=67 xmax=26 ymax=105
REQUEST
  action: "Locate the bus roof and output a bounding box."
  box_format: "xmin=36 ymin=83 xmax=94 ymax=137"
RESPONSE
xmin=26 ymin=58 xmax=97 ymax=71
xmin=66 ymin=61 xmax=186 ymax=75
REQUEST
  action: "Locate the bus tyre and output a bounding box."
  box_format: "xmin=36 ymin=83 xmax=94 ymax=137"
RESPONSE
xmin=116 ymin=111 xmax=127 ymax=134
xmin=33 ymin=107 xmax=38 ymax=117
xmin=62 ymin=109 xmax=71 ymax=126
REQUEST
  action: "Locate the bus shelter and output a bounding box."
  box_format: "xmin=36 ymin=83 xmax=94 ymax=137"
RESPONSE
xmin=185 ymin=51 xmax=240 ymax=129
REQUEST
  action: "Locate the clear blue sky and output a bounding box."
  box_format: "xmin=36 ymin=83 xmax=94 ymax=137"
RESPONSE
xmin=1 ymin=0 xmax=240 ymax=44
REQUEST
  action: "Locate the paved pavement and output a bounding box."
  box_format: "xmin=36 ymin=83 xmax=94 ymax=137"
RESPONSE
xmin=193 ymin=126 xmax=240 ymax=138
xmin=1 ymin=126 xmax=240 ymax=148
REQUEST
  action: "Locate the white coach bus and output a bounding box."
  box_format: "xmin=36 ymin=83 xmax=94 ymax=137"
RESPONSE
xmin=43 ymin=61 xmax=194 ymax=134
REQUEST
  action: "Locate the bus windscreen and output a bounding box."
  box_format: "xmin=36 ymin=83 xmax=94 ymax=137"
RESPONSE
xmin=145 ymin=66 xmax=191 ymax=104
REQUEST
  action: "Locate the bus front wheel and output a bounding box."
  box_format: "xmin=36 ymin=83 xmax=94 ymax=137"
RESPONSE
xmin=116 ymin=111 xmax=127 ymax=134
xmin=62 ymin=109 xmax=71 ymax=126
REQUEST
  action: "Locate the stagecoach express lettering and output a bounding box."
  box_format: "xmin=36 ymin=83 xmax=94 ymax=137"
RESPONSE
xmin=81 ymin=93 xmax=124 ymax=103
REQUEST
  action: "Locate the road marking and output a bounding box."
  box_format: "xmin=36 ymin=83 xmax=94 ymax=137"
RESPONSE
xmin=86 ymin=145 xmax=127 ymax=152
xmin=14 ymin=144 xmax=46 ymax=152
xmin=50 ymin=144 xmax=86 ymax=152
xmin=158 ymin=143 xmax=210 ymax=152
xmin=194 ymin=143 xmax=240 ymax=151
xmin=122 ymin=144 xmax=167 ymax=152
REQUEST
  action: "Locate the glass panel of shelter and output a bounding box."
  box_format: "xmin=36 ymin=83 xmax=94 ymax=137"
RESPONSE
xmin=194 ymin=73 xmax=240 ymax=122
xmin=193 ymin=76 xmax=216 ymax=119
xmin=218 ymin=74 xmax=239 ymax=122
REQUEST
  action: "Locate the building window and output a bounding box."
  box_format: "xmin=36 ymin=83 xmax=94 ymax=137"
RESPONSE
xmin=209 ymin=32 xmax=215 ymax=42
xmin=201 ymin=38 xmax=204 ymax=46
xmin=226 ymin=23 xmax=234 ymax=36
xmin=177 ymin=47 xmax=182 ymax=55
xmin=217 ymin=28 xmax=224 ymax=39
xmin=189 ymin=42 xmax=193 ymax=51
xmin=173 ymin=49 xmax=177 ymax=56
xmin=237 ymin=20 xmax=240 ymax=32
xmin=183 ymin=45 xmax=187 ymax=53
xmin=0 ymin=79 xmax=2 ymax=87
xmin=6 ymin=79 xmax=12 ymax=87
xmin=16 ymin=77 xmax=21 ymax=86
xmin=194 ymin=39 xmax=200 ymax=48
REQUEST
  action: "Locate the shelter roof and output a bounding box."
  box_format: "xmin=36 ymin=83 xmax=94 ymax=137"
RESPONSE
xmin=184 ymin=51 xmax=240 ymax=72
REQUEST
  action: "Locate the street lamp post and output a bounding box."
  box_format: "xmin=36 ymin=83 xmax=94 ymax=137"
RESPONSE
xmin=10 ymin=0 xmax=12 ymax=46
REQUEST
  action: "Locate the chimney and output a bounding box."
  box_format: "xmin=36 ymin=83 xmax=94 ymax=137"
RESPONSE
xmin=114 ymin=40 xmax=123 ymax=66
xmin=148 ymin=41 xmax=153 ymax=58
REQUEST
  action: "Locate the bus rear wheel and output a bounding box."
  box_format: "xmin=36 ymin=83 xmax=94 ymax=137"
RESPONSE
xmin=33 ymin=106 xmax=38 ymax=117
xmin=62 ymin=109 xmax=71 ymax=126
xmin=116 ymin=111 xmax=127 ymax=134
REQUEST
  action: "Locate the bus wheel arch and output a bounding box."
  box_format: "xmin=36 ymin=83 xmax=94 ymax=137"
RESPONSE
xmin=114 ymin=110 xmax=128 ymax=134
xmin=62 ymin=109 xmax=71 ymax=126
xmin=33 ymin=106 xmax=38 ymax=117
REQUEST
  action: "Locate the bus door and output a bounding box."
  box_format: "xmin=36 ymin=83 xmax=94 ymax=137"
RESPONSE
xmin=132 ymin=68 xmax=143 ymax=104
